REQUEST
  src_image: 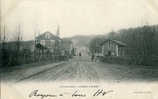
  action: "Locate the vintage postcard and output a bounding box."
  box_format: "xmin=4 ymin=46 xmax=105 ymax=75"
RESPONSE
xmin=1 ymin=0 xmax=158 ymax=99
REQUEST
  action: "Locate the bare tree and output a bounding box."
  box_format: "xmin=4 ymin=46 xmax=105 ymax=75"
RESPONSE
xmin=12 ymin=24 xmax=23 ymax=65
xmin=1 ymin=24 xmax=8 ymax=66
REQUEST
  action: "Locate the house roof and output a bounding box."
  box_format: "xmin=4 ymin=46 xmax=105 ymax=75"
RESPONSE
xmin=35 ymin=31 xmax=61 ymax=40
xmin=101 ymin=39 xmax=126 ymax=47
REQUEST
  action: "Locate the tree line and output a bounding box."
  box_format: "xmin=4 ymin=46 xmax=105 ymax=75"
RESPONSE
xmin=89 ymin=25 xmax=158 ymax=66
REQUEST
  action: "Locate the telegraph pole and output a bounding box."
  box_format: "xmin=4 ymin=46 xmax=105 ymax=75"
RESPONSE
xmin=56 ymin=24 xmax=60 ymax=37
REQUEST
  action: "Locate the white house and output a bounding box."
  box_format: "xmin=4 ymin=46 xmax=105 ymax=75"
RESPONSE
xmin=35 ymin=31 xmax=62 ymax=53
xmin=101 ymin=39 xmax=126 ymax=56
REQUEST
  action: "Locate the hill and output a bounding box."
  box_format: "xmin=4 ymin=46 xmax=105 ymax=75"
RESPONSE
xmin=62 ymin=35 xmax=105 ymax=48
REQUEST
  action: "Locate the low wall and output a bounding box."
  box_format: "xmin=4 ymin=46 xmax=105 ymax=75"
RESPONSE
xmin=99 ymin=56 xmax=131 ymax=65
xmin=99 ymin=55 xmax=158 ymax=66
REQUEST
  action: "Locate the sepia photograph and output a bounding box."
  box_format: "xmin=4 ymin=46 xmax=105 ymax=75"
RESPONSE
xmin=1 ymin=0 xmax=158 ymax=99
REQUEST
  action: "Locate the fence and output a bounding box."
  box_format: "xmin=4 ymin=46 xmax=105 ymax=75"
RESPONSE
xmin=0 ymin=47 xmax=72 ymax=67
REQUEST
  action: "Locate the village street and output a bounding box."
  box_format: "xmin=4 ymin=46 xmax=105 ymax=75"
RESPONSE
xmin=1 ymin=56 xmax=158 ymax=83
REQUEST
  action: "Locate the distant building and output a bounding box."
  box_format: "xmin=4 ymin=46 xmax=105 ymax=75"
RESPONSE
xmin=101 ymin=39 xmax=126 ymax=56
xmin=75 ymin=46 xmax=89 ymax=56
xmin=60 ymin=38 xmax=73 ymax=56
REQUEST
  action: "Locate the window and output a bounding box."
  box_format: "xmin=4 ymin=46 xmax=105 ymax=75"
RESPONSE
xmin=40 ymin=40 xmax=45 ymax=45
xmin=45 ymin=33 xmax=50 ymax=39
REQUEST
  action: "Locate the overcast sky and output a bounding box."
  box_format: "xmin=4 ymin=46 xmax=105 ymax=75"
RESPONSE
xmin=1 ymin=0 xmax=158 ymax=40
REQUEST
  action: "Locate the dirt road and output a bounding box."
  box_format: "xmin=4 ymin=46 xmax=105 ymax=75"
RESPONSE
xmin=11 ymin=56 xmax=158 ymax=83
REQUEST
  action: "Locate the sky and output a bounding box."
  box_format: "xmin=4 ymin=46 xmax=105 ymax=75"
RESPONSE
xmin=1 ymin=0 xmax=158 ymax=40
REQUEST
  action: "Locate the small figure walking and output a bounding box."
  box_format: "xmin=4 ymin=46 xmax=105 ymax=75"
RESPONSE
xmin=91 ymin=54 xmax=94 ymax=62
xmin=79 ymin=52 xmax=82 ymax=56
